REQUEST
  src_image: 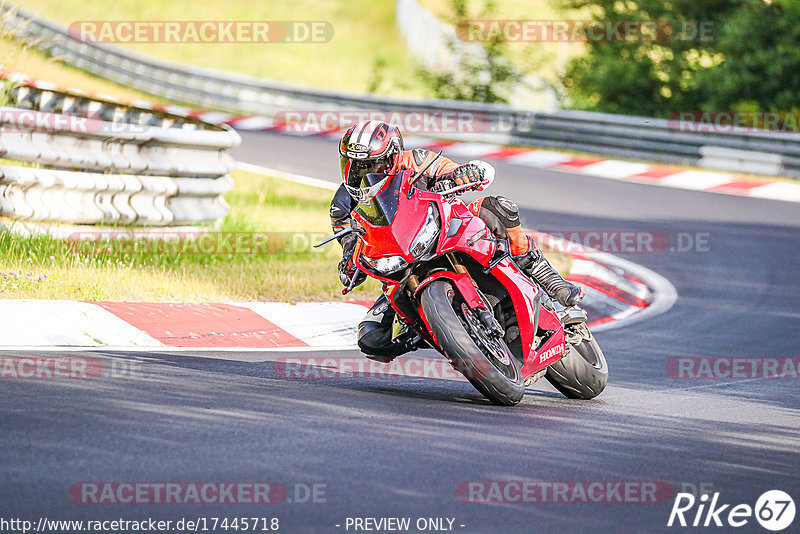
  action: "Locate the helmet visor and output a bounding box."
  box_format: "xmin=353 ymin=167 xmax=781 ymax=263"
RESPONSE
xmin=340 ymin=155 xmax=393 ymax=201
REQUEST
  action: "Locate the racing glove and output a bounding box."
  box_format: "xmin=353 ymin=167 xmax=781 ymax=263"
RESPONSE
xmin=338 ymin=233 xmax=367 ymax=288
xmin=432 ymin=164 xmax=484 ymax=193
xmin=450 ymin=164 xmax=484 ymax=187
xmin=469 ymin=160 xmax=495 ymax=191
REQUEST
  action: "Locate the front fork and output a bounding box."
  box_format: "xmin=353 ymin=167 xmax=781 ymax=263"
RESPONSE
xmin=386 ymin=253 xmax=500 ymax=349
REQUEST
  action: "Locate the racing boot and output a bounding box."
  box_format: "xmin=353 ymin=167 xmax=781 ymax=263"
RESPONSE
xmin=363 ymin=333 xmax=425 ymax=364
xmin=513 ymin=236 xmax=584 ymax=307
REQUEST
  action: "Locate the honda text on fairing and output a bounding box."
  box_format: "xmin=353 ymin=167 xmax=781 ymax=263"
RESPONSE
xmin=317 ymin=163 xmax=608 ymax=405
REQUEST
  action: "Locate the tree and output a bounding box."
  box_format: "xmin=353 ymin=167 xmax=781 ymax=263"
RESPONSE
xmin=696 ymin=0 xmax=800 ymax=112
xmin=416 ymin=0 xmax=521 ymax=104
xmin=560 ymin=0 xmax=798 ymax=116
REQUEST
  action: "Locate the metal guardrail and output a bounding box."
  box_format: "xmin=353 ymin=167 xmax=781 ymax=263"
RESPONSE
xmin=4 ymin=3 xmax=800 ymax=179
xmin=508 ymin=111 xmax=800 ymax=177
xmin=8 ymin=76 xmax=218 ymax=131
xmin=0 ymin=79 xmax=241 ymax=226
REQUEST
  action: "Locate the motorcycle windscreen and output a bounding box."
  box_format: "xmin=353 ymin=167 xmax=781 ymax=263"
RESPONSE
xmin=354 ymin=172 xmax=402 ymax=227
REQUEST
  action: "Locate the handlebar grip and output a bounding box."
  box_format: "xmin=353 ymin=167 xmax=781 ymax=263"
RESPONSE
xmin=432 ymin=179 xmax=454 ymax=193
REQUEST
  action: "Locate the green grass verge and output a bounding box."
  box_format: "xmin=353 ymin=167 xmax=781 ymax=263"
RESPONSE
xmin=0 ymin=168 xmax=570 ymax=302
xmin=0 ymin=169 xmax=379 ymax=302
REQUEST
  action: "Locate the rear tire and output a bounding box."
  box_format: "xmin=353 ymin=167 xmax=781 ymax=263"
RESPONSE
xmin=420 ymin=281 xmax=524 ymax=406
xmin=545 ymin=335 xmax=608 ymax=399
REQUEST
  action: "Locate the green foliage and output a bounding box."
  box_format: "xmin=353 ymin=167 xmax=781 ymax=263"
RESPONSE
xmin=695 ymin=0 xmax=800 ymax=112
xmin=367 ymin=56 xmax=388 ymax=94
xmin=0 ymin=77 xmax=16 ymax=107
xmin=0 ymin=85 xmax=12 ymax=107
xmin=560 ymin=0 xmax=799 ymax=116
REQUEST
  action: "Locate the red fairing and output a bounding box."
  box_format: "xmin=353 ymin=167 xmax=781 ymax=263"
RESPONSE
xmin=423 ymin=192 xmax=495 ymax=264
xmin=355 ymin=188 xmax=430 ymax=262
xmin=355 ymin=187 xmax=496 ymax=266
xmin=489 ymin=260 xmax=539 ymax=364
xmin=526 ymin=326 xmax=566 ymax=376
xmin=414 ymin=271 xmax=487 ymax=310
xmin=483 ymin=259 xmax=565 ymax=375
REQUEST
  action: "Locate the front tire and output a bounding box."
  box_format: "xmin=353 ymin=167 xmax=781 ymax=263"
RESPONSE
xmin=420 ymin=281 xmax=524 ymax=406
xmin=545 ymin=335 xmax=608 ymax=399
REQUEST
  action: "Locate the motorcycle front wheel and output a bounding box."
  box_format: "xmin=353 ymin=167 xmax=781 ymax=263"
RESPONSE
xmin=420 ymin=280 xmax=524 ymax=406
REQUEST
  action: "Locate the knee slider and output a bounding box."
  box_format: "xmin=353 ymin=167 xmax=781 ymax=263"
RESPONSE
xmin=484 ymin=196 xmax=520 ymax=227
xmin=357 ymin=321 xmax=392 ymax=356
xmin=358 ymin=320 xmax=417 ymax=358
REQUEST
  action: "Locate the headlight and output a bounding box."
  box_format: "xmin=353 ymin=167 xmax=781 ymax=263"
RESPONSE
xmin=410 ymin=203 xmax=440 ymax=258
xmin=361 ymin=254 xmax=408 ymax=275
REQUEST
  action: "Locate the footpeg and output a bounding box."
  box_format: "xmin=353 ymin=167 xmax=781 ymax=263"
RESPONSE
xmin=524 ymin=370 xmax=545 ymax=387
xmin=559 ymin=306 xmax=588 ymax=326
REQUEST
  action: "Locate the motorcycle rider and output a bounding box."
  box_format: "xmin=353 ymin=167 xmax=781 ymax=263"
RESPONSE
xmin=331 ymin=120 xmax=583 ymax=361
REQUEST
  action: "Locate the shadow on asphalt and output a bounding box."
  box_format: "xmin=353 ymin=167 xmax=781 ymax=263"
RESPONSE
xmin=89 ymin=349 xmax=571 ymax=410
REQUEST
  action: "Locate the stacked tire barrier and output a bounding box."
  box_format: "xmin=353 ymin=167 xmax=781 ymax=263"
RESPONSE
xmin=0 ymin=75 xmax=240 ymax=226
xmin=3 ymin=3 xmax=800 ymax=178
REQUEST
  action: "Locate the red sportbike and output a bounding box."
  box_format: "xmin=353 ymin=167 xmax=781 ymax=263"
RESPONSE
xmin=322 ymin=165 xmax=608 ymax=406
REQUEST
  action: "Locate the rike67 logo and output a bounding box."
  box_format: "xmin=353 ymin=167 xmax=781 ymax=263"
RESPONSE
xmin=668 ymin=490 xmax=795 ymax=531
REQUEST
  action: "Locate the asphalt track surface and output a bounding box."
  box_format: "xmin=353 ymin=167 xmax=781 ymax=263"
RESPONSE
xmin=2 ymin=130 xmax=799 ymax=533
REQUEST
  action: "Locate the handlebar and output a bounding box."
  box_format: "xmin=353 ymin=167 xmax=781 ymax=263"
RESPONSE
xmin=314 ymin=220 xmax=365 ymax=248
xmin=432 ymin=181 xmax=482 ymax=197
xmin=313 ymin=226 xmax=352 ymax=248
xmin=341 ymin=267 xmax=361 ymax=295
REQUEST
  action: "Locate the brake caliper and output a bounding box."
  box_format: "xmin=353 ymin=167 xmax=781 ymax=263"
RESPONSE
xmin=477 ymin=308 xmax=504 ymax=338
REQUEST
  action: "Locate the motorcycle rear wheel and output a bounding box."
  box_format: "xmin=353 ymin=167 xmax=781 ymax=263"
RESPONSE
xmin=545 ymin=334 xmax=608 ymax=399
xmin=420 ymin=280 xmax=524 ymax=406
